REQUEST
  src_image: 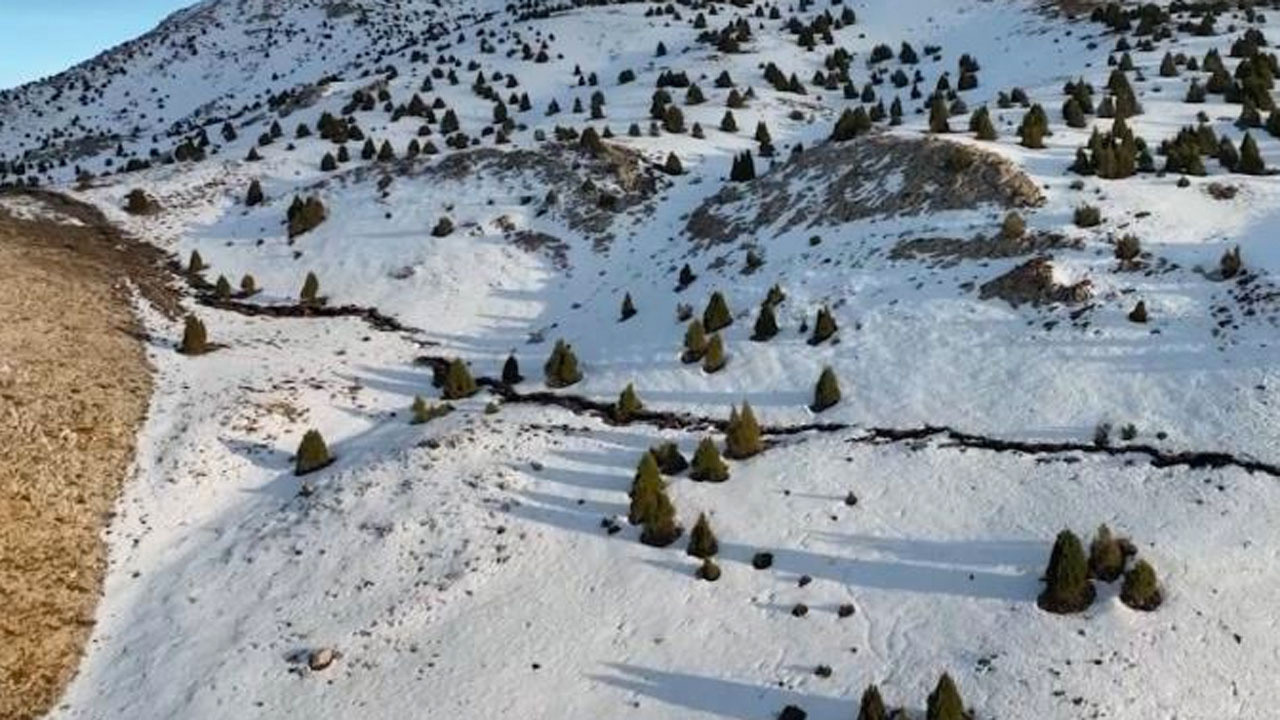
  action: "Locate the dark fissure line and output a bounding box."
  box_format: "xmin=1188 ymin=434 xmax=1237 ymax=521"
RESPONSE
xmin=189 ymin=281 xmax=1280 ymax=479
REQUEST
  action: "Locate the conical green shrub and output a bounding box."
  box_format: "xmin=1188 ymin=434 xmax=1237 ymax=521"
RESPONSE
xmin=410 ymin=395 xmax=430 ymax=424
xmin=1120 ymin=559 xmax=1162 ymax=611
xmin=809 ymin=306 xmax=837 ymax=345
xmin=857 ymin=684 xmax=887 ymax=720
xmin=178 ymin=315 xmax=209 ymax=355
xmin=239 ymin=274 xmax=258 ymax=296
xmin=295 ymin=429 xmax=333 ymax=475
xmin=752 ymin=302 xmax=779 ymax=341
xmin=613 ymin=383 xmax=643 ymax=423
xmin=629 ymin=453 xmax=665 ymax=525
xmin=690 ymin=437 xmax=729 ymax=482
xmin=1038 ymin=529 xmax=1096 ymax=613
xmin=441 ymin=358 xmax=478 ymax=399
xmin=187 ymin=250 xmax=206 ymax=275
xmin=972 ymin=106 xmax=997 ymax=140
xmin=1239 ymin=132 xmax=1266 ymax=175
xmin=640 ymin=489 xmax=682 ymax=547
xmin=1089 ymin=524 xmax=1125 ymax=582
xmin=544 ymin=340 xmax=583 ymax=388
xmin=300 ymin=271 xmax=320 ymax=304
xmin=246 ymin=179 xmax=264 ymax=206
xmin=649 ymin=442 xmax=688 ymax=475
xmin=410 ymin=395 xmax=452 ymax=424
xmin=702 ymin=333 xmax=726 ymax=373
xmin=682 ymin=320 xmax=708 ymax=363
xmin=214 ymin=275 xmax=232 ymax=300
xmin=811 ymin=366 xmax=841 ymax=412
xmin=620 ymin=293 xmax=637 ymax=321
xmin=687 ymin=513 xmax=719 ymax=558
xmin=703 ymin=291 xmax=733 ymax=332
xmin=725 ymin=402 xmax=763 ymax=459
xmin=926 ymin=673 xmax=965 ymax=720
xmin=502 ymin=354 xmax=523 ymax=384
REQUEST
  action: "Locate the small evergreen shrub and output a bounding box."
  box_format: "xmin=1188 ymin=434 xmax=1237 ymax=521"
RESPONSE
xmin=926 ymin=673 xmax=965 ymax=720
xmin=649 ymin=442 xmax=688 ymax=475
xmin=294 ymin=429 xmax=333 ymax=475
xmin=686 ymin=513 xmax=719 ymax=558
xmin=1038 ymin=529 xmax=1096 ymax=613
xmin=752 ymin=303 xmax=779 ymax=341
xmin=808 ymin=306 xmax=837 ymax=345
xmin=811 ymin=366 xmax=841 ymax=412
xmin=702 ymin=333 xmax=726 ymax=373
xmin=690 ymin=437 xmax=729 ymax=482
xmin=300 ymin=271 xmax=321 ymax=304
xmin=703 ymin=291 xmax=733 ymax=332
xmin=502 ymin=354 xmax=523 ymax=384
xmin=725 ymin=402 xmax=764 ymax=459
xmin=857 ymin=685 xmax=887 ymax=720
xmin=682 ymin=320 xmax=708 ymax=363
xmin=613 ymin=383 xmax=643 ymax=423
xmin=441 ymin=358 xmax=478 ymax=399
xmin=178 ymin=315 xmax=209 ymax=355
xmin=1089 ymin=524 xmax=1125 ymax=581
xmin=1120 ymin=559 xmax=1162 ymax=611
xmin=544 ymin=340 xmax=583 ymax=388
xmin=410 ymin=395 xmax=453 ymax=424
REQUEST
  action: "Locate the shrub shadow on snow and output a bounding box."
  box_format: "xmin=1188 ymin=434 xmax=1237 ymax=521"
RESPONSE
xmin=696 ymin=541 xmax=1037 ymax=603
xmin=507 ymin=491 xmax=624 ymax=535
xmin=554 ymin=447 xmax=652 ymax=471
xmin=814 ymin=532 xmax=1047 ymax=570
xmin=219 ymin=436 xmax=293 ymax=473
xmin=514 ymin=461 xmax=628 ymax=493
xmin=592 ymin=663 xmax=849 ymax=720
xmin=344 ymin=365 xmax=435 ymax=397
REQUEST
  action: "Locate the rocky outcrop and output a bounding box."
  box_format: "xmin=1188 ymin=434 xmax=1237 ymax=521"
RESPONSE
xmin=686 ymin=134 xmax=1044 ymax=244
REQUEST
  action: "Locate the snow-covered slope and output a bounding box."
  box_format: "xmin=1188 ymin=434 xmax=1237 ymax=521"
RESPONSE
xmin=8 ymin=0 xmax=1280 ymax=717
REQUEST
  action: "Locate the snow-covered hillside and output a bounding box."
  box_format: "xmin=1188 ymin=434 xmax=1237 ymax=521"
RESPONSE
xmin=8 ymin=0 xmax=1280 ymax=717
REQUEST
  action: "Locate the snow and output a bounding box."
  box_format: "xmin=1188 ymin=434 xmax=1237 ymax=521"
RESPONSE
xmin=5 ymin=0 xmax=1280 ymax=717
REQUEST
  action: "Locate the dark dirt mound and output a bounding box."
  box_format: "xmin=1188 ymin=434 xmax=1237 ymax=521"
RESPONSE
xmin=686 ymin=134 xmax=1044 ymax=245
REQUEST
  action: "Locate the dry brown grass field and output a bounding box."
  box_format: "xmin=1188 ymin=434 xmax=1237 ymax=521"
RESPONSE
xmin=0 ymin=191 xmax=175 ymax=720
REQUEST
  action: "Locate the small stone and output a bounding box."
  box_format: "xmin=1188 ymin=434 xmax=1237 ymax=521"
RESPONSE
xmin=837 ymin=603 xmax=855 ymax=618
xmin=814 ymin=665 xmax=832 ymax=678
xmin=797 ymin=574 xmax=812 ymax=588
xmin=791 ymin=603 xmax=809 ymax=618
xmin=779 ymin=705 xmax=808 ymax=720
xmin=844 ymin=491 xmax=858 ymax=506
xmin=308 ymin=647 xmax=336 ymax=671
xmin=751 ymin=552 xmax=774 ymax=570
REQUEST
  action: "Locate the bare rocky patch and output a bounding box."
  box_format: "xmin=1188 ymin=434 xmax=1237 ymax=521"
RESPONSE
xmin=686 ymin=134 xmax=1043 ymax=245
xmin=890 ymin=232 xmax=1083 ymax=266
xmin=979 ymin=256 xmax=1093 ymax=307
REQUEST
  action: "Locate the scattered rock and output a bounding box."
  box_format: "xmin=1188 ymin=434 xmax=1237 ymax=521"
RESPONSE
xmin=778 ymin=704 xmax=808 ymax=720
xmin=308 ymin=647 xmax=337 ymax=671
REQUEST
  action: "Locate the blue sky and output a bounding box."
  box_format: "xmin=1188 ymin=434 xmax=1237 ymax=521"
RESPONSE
xmin=0 ymin=1 xmax=195 ymax=89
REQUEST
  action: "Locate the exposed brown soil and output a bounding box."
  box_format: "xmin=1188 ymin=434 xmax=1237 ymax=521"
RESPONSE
xmin=978 ymin=256 xmax=1093 ymax=307
xmin=685 ymin=134 xmax=1044 ymax=245
xmin=0 ymin=189 xmax=178 ymax=720
xmin=890 ymin=232 xmax=1083 ymax=265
